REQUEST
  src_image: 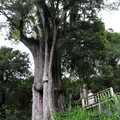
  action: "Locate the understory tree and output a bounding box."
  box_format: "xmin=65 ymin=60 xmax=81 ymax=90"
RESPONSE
xmin=0 ymin=0 xmax=106 ymax=120
xmin=0 ymin=47 xmax=32 ymax=119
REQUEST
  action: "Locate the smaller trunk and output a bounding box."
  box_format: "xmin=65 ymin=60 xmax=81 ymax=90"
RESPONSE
xmin=32 ymin=45 xmax=44 ymax=120
xmin=80 ymin=84 xmax=87 ymax=98
xmin=43 ymin=23 xmax=58 ymax=120
xmin=0 ymin=92 xmax=6 ymax=118
xmin=43 ymin=81 xmax=50 ymax=120
xmin=70 ymin=2 xmax=78 ymax=27
xmin=32 ymin=86 xmax=43 ymax=120
xmin=42 ymin=32 xmax=51 ymax=120
xmin=53 ymin=52 xmax=64 ymax=112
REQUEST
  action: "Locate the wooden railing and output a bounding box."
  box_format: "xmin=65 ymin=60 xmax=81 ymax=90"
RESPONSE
xmin=82 ymin=87 xmax=116 ymax=109
xmin=116 ymin=92 xmax=120 ymax=98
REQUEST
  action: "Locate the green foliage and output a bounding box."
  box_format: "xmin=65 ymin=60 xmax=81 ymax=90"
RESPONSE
xmin=54 ymin=98 xmax=120 ymax=120
xmin=62 ymin=77 xmax=80 ymax=107
xmin=0 ymin=47 xmax=33 ymax=119
xmin=61 ymin=25 xmax=120 ymax=94
xmin=0 ymin=46 xmax=31 ymax=78
xmin=61 ymin=20 xmax=107 ymax=91
xmin=91 ymin=31 xmax=120 ymax=92
xmin=0 ymin=107 xmax=31 ymax=120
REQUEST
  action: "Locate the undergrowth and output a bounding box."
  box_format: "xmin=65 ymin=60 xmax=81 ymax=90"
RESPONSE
xmin=54 ymin=98 xmax=120 ymax=120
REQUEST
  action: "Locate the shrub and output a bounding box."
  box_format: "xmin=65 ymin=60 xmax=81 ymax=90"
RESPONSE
xmin=54 ymin=98 xmax=120 ymax=120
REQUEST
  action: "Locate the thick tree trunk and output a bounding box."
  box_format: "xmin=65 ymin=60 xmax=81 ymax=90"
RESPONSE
xmin=32 ymin=45 xmax=44 ymax=120
xmin=20 ymin=21 xmax=64 ymax=120
xmin=30 ymin=43 xmax=63 ymax=120
xmin=20 ymin=34 xmax=46 ymax=120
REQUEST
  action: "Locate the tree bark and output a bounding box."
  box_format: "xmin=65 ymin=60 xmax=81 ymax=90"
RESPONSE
xmin=53 ymin=49 xmax=64 ymax=111
xmin=42 ymin=28 xmax=50 ymax=120
xmin=20 ymin=37 xmax=44 ymax=120
xmin=80 ymin=83 xmax=87 ymax=98
xmin=32 ymin=44 xmax=44 ymax=120
xmin=20 ymin=34 xmax=64 ymax=120
xmin=17 ymin=1 xmax=66 ymax=119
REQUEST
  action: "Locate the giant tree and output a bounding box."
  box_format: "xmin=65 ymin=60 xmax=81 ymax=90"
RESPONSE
xmin=0 ymin=0 xmax=106 ymax=120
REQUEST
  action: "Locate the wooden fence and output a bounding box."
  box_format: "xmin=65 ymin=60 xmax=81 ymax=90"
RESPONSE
xmin=82 ymin=87 xmax=118 ymax=110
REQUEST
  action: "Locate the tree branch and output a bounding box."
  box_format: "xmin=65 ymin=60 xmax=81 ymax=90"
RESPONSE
xmin=55 ymin=0 xmax=60 ymax=12
xmin=19 ymin=31 xmax=39 ymax=58
xmin=58 ymin=8 xmax=67 ymax=28
xmin=0 ymin=10 xmax=19 ymax=29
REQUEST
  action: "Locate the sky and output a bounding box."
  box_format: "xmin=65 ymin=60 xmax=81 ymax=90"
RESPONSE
xmin=100 ymin=8 xmax=120 ymax=32
xmin=0 ymin=15 xmax=34 ymax=72
xmin=0 ymin=0 xmax=120 ymax=72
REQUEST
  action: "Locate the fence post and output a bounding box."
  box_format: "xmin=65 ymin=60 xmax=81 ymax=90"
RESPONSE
xmin=98 ymin=103 xmax=101 ymax=111
xmin=82 ymin=99 xmax=85 ymax=107
xmin=110 ymin=87 xmax=114 ymax=96
xmin=110 ymin=87 xmax=119 ymax=104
